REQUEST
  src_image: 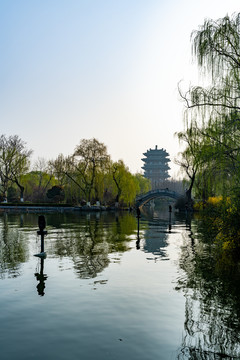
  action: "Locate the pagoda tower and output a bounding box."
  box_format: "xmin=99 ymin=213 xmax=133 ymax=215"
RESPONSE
xmin=141 ymin=145 xmax=170 ymax=189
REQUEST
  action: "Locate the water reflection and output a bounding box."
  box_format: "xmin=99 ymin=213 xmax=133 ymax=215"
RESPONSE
xmin=0 ymin=212 xmax=137 ymax=280
xmin=35 ymin=258 xmax=47 ymax=296
xmin=0 ymin=213 xmax=28 ymax=278
xmin=51 ymin=212 xmax=136 ymax=279
xmin=140 ymin=207 xmax=174 ymax=260
xmin=0 ymin=210 xmax=177 ymax=281
xmin=176 ymin=214 xmax=240 ymax=359
xmin=1 ymin=210 xmax=240 ymax=358
xmin=169 ymin=210 xmax=172 ymax=232
xmin=136 ymin=208 xmax=141 ymax=250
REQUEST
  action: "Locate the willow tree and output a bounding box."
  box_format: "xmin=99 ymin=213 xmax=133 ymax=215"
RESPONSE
xmin=176 ymin=124 xmax=204 ymax=207
xmin=133 ymin=173 xmax=151 ymax=195
xmin=181 ymin=13 xmax=240 ymax=114
xmin=111 ymin=160 xmax=137 ymax=206
xmin=73 ymin=138 xmax=110 ymax=204
xmin=0 ymin=135 xmax=32 ymax=202
xmin=178 ymin=13 xmax=240 ymax=199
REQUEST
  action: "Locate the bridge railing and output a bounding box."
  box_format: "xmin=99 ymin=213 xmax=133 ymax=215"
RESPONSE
xmin=136 ymin=188 xmax=182 ymax=202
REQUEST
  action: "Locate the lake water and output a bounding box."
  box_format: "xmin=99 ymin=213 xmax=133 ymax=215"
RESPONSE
xmin=0 ymin=207 xmax=240 ymax=359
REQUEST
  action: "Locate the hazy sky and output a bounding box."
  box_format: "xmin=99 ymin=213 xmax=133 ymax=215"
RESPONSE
xmin=0 ymin=0 xmax=239 ymax=177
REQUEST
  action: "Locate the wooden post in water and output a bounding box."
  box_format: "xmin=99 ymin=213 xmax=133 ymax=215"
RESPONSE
xmin=168 ymin=205 xmax=172 ymax=232
xmin=36 ymin=215 xmax=48 ymax=257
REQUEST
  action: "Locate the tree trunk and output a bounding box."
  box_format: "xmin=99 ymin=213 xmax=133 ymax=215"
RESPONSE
xmin=14 ymin=177 xmax=25 ymax=202
xmin=20 ymin=185 xmax=24 ymax=202
xmin=186 ymin=171 xmax=196 ymax=211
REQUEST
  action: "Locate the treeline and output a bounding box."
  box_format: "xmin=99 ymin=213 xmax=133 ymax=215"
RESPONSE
xmin=177 ymin=13 xmax=240 ymax=262
xmin=0 ymin=136 xmax=151 ymax=206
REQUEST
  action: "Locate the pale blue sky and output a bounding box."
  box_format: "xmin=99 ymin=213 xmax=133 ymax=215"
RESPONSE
xmin=0 ymin=0 xmax=239 ymax=177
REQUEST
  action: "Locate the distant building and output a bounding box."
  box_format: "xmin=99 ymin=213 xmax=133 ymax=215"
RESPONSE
xmin=141 ymin=145 xmax=170 ymax=189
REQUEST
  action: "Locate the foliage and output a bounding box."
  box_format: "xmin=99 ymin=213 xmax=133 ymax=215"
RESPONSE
xmin=48 ymin=142 xmax=150 ymax=206
xmin=134 ymin=173 xmax=151 ymax=195
xmin=0 ymin=136 xmax=152 ymax=207
xmin=175 ymin=125 xmax=204 ymax=206
xmin=21 ymin=171 xmax=56 ymax=202
xmin=7 ymin=186 xmax=19 ymax=203
xmin=194 ymin=195 xmax=240 ymax=270
xmin=111 ymin=160 xmax=134 ymax=205
xmin=177 ymin=12 xmax=240 ymax=264
xmin=46 ymin=185 xmax=65 ymax=203
xmin=0 ymin=135 xmax=32 ymax=201
xmin=177 ymin=13 xmax=240 ymax=200
xmin=181 ymin=13 xmax=240 ymax=116
xmin=175 ymin=196 xmax=188 ymax=211
xmin=71 ymin=138 xmax=111 ymax=202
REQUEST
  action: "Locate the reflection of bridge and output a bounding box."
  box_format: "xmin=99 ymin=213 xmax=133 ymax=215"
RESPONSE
xmin=136 ymin=189 xmax=182 ymax=208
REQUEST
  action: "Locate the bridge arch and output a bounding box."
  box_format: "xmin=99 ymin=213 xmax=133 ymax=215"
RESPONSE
xmin=136 ymin=189 xmax=182 ymax=208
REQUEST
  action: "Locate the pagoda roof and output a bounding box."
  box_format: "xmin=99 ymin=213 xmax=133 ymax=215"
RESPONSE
xmin=143 ymin=147 xmax=169 ymax=157
xmin=141 ymin=158 xmax=170 ymax=163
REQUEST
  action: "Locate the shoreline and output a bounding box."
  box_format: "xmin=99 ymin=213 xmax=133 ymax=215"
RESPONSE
xmin=0 ymin=205 xmax=130 ymax=213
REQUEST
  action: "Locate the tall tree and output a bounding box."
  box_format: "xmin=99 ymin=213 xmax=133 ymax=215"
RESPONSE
xmin=180 ymin=13 xmax=240 ymax=116
xmin=0 ymin=135 xmax=32 ymax=202
xmin=111 ymin=160 xmax=140 ymax=206
xmin=31 ymin=157 xmax=55 ymax=200
xmin=178 ymin=13 xmax=240 ymax=200
xmin=112 ymin=160 xmax=127 ymax=203
xmin=133 ymin=173 xmax=151 ymax=195
xmin=175 ymin=125 xmax=203 ymax=207
xmin=73 ymin=138 xmax=110 ymax=203
xmin=49 ymin=154 xmax=69 ymax=186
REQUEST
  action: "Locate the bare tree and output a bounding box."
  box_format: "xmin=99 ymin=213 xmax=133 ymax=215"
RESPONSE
xmin=48 ymin=154 xmax=68 ymax=186
xmin=31 ymin=157 xmax=54 ymax=201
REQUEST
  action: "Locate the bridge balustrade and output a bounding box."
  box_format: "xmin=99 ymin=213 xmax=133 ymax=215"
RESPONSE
xmin=136 ymin=188 xmax=182 ymax=207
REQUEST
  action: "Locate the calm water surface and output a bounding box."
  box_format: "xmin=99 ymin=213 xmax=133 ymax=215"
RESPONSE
xmin=0 ymin=208 xmax=240 ymax=359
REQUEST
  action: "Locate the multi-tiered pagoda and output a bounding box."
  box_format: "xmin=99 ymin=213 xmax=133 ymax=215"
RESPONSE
xmin=141 ymin=145 xmax=170 ymax=189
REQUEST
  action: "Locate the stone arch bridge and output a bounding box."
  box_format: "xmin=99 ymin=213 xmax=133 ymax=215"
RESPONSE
xmin=136 ymin=188 xmax=182 ymax=208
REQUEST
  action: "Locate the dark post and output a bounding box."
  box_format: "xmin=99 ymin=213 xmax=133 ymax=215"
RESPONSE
xmin=136 ymin=207 xmax=141 ymax=230
xmin=37 ymin=215 xmax=47 ymax=254
xmin=136 ymin=207 xmax=141 ymax=249
xmin=168 ymin=205 xmax=172 ymax=232
xmin=41 ymin=232 xmax=44 ymax=253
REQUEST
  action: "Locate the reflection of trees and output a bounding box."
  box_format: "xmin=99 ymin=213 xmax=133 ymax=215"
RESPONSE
xmin=0 ymin=211 xmax=136 ymax=280
xmin=178 ymin=295 xmax=240 ymax=359
xmin=51 ymin=212 xmax=136 ymax=279
xmin=176 ymin=215 xmax=240 ymax=359
xmin=0 ymin=213 xmax=28 ymax=278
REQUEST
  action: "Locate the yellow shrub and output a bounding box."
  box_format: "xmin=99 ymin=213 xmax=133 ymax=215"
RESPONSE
xmin=207 ymin=196 xmax=223 ymax=205
xmin=222 ymin=240 xmax=231 ymax=250
xmin=193 ymin=201 xmax=205 ymax=211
